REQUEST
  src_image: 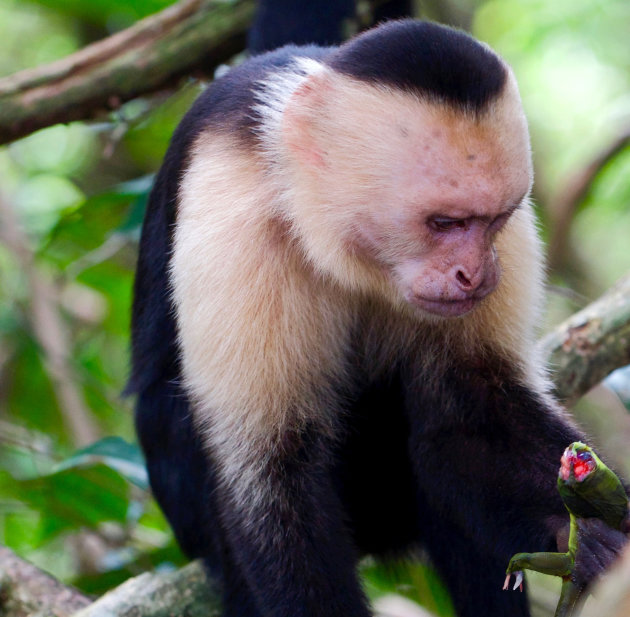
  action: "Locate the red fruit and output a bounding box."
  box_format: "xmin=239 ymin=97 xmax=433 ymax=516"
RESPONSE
xmin=573 ymin=452 xmax=595 ymax=481
xmin=559 ymin=448 xmax=595 ymax=482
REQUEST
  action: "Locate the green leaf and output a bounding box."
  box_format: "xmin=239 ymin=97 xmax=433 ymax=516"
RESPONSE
xmin=42 ymin=187 xmax=139 ymax=267
xmin=361 ymin=558 xmax=455 ymax=617
xmin=72 ymin=543 xmax=187 ymax=594
xmin=27 ymin=0 xmax=176 ymax=28
xmin=54 ymin=437 xmax=148 ymax=490
xmin=16 ymin=463 xmax=130 ymax=541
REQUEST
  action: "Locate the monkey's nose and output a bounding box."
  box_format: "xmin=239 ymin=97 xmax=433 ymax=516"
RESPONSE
xmin=456 ymin=269 xmax=473 ymax=289
xmin=454 ymin=267 xmax=484 ymax=293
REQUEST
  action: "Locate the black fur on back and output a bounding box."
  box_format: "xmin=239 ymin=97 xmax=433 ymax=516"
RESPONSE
xmin=202 ymin=45 xmax=332 ymax=140
xmin=327 ymin=20 xmax=507 ymax=111
xmin=247 ymin=0 xmax=413 ymax=56
xmin=248 ymin=0 xmax=354 ymax=54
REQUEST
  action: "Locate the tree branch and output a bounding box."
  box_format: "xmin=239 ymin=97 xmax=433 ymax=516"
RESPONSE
xmin=0 ymin=0 xmax=255 ymax=145
xmin=0 ymin=546 xmax=91 ymax=617
xmin=71 ymin=561 xmax=221 ymax=617
xmin=541 ymin=274 xmax=630 ymax=405
xmin=0 ymin=0 xmax=410 ymax=146
xmin=547 ymin=127 xmax=630 ymax=273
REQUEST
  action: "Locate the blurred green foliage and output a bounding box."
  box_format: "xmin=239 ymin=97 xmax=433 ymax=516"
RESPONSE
xmin=0 ymin=0 xmax=628 ymax=614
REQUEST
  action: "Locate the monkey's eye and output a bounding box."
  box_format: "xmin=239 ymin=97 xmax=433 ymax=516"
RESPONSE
xmin=428 ymin=218 xmax=467 ymax=232
xmin=489 ymin=212 xmax=511 ymax=234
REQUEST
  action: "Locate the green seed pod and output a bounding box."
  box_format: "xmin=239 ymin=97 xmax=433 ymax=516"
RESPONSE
xmin=557 ymin=442 xmax=629 ymax=531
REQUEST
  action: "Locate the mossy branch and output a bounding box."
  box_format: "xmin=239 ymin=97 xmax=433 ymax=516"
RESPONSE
xmin=541 ymin=274 xmax=630 ymax=405
xmin=0 ymin=546 xmax=91 ymax=617
xmin=0 ymin=0 xmax=399 ymax=145
xmin=0 ymin=0 xmax=255 ymax=145
xmin=71 ymin=561 xmax=221 ymax=617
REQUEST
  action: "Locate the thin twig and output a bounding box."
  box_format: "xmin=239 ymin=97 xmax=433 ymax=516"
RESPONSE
xmin=0 ymin=195 xmax=99 ymax=446
xmin=548 ymin=127 xmax=630 ymax=272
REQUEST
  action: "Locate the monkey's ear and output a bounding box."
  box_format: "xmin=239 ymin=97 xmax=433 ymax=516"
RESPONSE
xmin=282 ymin=70 xmax=334 ymax=169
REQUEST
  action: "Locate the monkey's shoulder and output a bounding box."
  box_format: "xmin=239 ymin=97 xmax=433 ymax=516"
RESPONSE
xmin=175 ymin=45 xmax=332 ymax=148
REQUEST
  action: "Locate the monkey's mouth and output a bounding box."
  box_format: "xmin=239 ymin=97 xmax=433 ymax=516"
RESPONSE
xmin=413 ymin=296 xmax=479 ymax=317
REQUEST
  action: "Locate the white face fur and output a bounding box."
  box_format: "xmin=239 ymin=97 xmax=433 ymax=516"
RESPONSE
xmin=280 ymin=66 xmax=533 ymax=318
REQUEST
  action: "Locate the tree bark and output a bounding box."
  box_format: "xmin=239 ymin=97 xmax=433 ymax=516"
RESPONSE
xmin=71 ymin=561 xmax=221 ymax=617
xmin=0 ymin=546 xmax=91 ymax=617
xmin=0 ymin=0 xmax=255 ymax=145
xmin=540 ymin=274 xmax=630 ymax=405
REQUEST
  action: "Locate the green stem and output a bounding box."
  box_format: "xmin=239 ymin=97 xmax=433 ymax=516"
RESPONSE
xmin=554 ymin=579 xmax=585 ymax=617
xmin=506 ymin=552 xmax=572 ymax=577
xmin=553 ymin=515 xmax=584 ymax=617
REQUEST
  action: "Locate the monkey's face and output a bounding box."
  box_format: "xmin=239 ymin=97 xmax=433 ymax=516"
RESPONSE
xmin=349 ymin=92 xmax=531 ymax=317
xmin=281 ymin=68 xmax=532 ymax=317
xmin=386 ymin=114 xmax=531 ymax=318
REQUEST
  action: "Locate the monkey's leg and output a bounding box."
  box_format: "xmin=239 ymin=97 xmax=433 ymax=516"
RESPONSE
xmin=135 ymin=379 xmax=266 ymax=615
xmin=216 ymin=531 xmax=265 ymax=617
xmin=422 ymin=513 xmax=531 ymax=617
xmin=213 ymin=423 xmax=372 ymax=617
xmin=135 ymin=378 xmax=221 ymax=563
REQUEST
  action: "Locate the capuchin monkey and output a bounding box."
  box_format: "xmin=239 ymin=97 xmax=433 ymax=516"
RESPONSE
xmin=129 ymin=19 xmax=627 ymax=617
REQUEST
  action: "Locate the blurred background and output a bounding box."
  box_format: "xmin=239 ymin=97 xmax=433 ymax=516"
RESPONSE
xmin=0 ymin=0 xmax=628 ymax=615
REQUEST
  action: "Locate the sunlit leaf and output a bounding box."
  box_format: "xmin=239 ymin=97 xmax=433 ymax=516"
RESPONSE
xmin=361 ymin=559 xmax=455 ymax=617
xmin=17 ymin=464 xmax=130 ymax=541
xmin=55 ymin=437 xmax=148 ymax=490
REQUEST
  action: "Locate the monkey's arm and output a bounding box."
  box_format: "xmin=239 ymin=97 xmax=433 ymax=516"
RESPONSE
xmin=505 ymin=442 xmax=629 ymax=616
xmin=169 ymin=139 xmax=371 ymax=617
xmin=403 ymin=353 xmax=627 ymax=600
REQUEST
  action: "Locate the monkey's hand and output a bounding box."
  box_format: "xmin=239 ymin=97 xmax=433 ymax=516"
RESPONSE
xmin=504 ymin=442 xmax=629 ymax=616
xmin=572 ymin=516 xmax=627 ymax=585
xmin=558 ymin=442 xmax=629 ymax=585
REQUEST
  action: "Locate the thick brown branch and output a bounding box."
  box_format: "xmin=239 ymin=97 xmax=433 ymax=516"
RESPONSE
xmin=0 ymin=546 xmax=91 ymax=617
xmin=0 ymin=0 xmax=255 ymax=145
xmin=541 ymin=274 xmax=630 ymax=405
xmin=0 ymin=0 xmax=407 ymax=145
